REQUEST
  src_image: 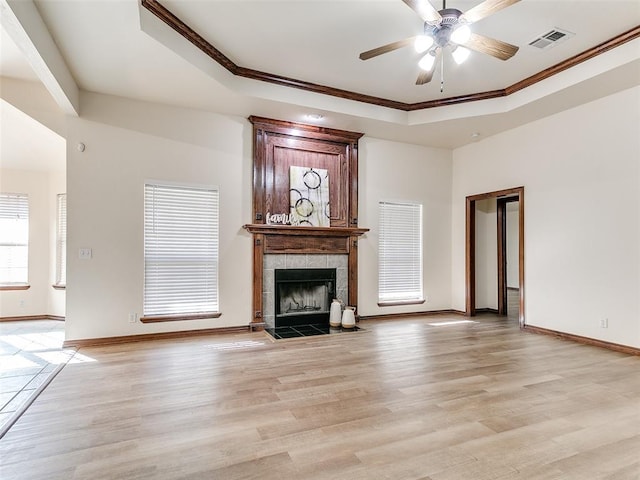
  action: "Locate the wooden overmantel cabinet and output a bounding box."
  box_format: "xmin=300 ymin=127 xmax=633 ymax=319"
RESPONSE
xmin=244 ymin=116 xmax=368 ymax=329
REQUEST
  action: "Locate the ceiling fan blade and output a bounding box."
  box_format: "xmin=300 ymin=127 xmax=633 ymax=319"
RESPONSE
xmin=402 ymin=0 xmax=442 ymax=24
xmin=461 ymin=32 xmax=519 ymax=61
xmin=462 ymin=0 xmax=520 ymax=24
xmin=359 ymin=37 xmax=417 ymax=61
xmin=416 ymin=69 xmax=434 ymax=85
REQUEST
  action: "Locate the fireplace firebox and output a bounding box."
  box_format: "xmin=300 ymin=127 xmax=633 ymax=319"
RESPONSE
xmin=274 ymin=268 xmax=336 ymax=328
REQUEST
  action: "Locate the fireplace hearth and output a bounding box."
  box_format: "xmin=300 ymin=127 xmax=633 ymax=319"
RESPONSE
xmin=265 ymin=266 xmax=362 ymax=339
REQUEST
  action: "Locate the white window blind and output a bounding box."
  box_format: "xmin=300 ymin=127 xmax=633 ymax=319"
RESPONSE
xmin=0 ymin=193 xmax=29 ymax=285
xmin=144 ymin=183 xmax=219 ymax=316
xmin=56 ymin=193 xmax=67 ymax=286
xmin=378 ymin=201 xmax=423 ymax=303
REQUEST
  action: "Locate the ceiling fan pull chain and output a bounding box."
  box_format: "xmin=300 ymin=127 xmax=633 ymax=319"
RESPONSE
xmin=440 ymin=54 xmax=445 ymax=93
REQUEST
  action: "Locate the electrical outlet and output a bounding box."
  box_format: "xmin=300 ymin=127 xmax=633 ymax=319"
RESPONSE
xmin=128 ymin=313 xmax=137 ymax=323
xmin=600 ymin=318 xmax=608 ymax=328
xmin=79 ymin=248 xmax=92 ymax=260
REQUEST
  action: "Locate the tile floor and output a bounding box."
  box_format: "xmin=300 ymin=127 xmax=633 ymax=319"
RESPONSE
xmin=266 ymin=323 xmax=361 ymax=339
xmin=0 ymin=320 xmax=75 ymax=437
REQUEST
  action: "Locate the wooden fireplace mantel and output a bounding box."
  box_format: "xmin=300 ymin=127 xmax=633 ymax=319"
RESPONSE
xmin=246 ymin=117 xmax=366 ymax=330
xmin=244 ymin=224 xmax=368 ymax=241
xmin=244 ymin=224 xmax=368 ymax=329
xmin=243 ymin=224 xmax=368 ymax=255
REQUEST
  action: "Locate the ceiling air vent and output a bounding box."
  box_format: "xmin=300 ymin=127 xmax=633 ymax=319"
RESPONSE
xmin=529 ymin=28 xmax=574 ymax=50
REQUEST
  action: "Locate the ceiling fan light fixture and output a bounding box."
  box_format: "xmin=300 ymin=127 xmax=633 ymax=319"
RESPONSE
xmin=452 ymin=46 xmax=470 ymax=65
xmin=414 ymin=35 xmax=434 ymax=53
xmin=450 ymin=24 xmax=471 ymax=44
xmin=418 ymin=51 xmax=436 ymax=71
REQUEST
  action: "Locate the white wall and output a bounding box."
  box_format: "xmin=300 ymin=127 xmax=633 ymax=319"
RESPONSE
xmin=452 ymin=86 xmax=640 ymax=348
xmin=64 ymin=92 xmax=254 ymax=341
xmin=358 ymin=137 xmax=452 ymax=316
xmin=8 ymin=82 xmax=638 ymax=349
xmin=47 ymin=170 xmax=66 ymax=317
xmin=0 ymin=168 xmax=65 ymax=317
xmin=506 ymin=202 xmax=519 ymax=289
xmin=475 ymin=199 xmax=497 ymax=310
xmin=65 ymin=94 xmax=454 ymax=339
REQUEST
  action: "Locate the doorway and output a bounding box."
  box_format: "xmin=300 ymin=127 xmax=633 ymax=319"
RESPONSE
xmin=465 ymin=187 xmax=525 ymax=326
xmin=497 ymin=197 xmax=520 ymax=320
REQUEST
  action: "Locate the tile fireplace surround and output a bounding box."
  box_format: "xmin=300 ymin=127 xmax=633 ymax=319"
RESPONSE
xmin=263 ymin=253 xmax=348 ymax=330
xmin=242 ymin=225 xmax=368 ymax=330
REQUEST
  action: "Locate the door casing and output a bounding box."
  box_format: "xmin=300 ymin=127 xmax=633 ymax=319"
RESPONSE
xmin=497 ymin=196 xmax=519 ymax=316
xmin=465 ymin=187 xmax=525 ymax=326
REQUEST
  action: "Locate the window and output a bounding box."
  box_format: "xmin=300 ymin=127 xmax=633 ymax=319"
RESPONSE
xmin=143 ymin=183 xmax=219 ymax=319
xmin=55 ymin=193 xmax=67 ymax=287
xmin=378 ymin=201 xmax=423 ymax=304
xmin=0 ymin=193 xmax=29 ymax=287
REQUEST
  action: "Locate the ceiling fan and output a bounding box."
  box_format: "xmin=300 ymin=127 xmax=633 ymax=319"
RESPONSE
xmin=359 ymin=0 xmax=521 ymax=86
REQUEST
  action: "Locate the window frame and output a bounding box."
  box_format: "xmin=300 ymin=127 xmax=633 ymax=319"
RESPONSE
xmin=53 ymin=193 xmax=67 ymax=289
xmin=377 ymin=200 xmax=425 ymax=306
xmin=0 ymin=192 xmax=30 ymax=290
xmin=141 ymin=182 xmax=221 ymax=322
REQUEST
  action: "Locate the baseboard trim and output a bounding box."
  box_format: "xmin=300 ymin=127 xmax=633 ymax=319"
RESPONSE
xmin=0 ymin=315 xmax=65 ymax=322
xmin=62 ymin=325 xmax=251 ymax=349
xmin=523 ymin=325 xmax=640 ymax=356
xmin=359 ymin=309 xmax=466 ymax=322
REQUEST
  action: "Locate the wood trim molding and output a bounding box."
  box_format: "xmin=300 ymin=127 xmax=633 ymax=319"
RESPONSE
xmin=0 ymin=285 xmax=30 ymax=291
xmin=465 ymin=196 xmax=475 ymax=316
xmin=504 ymin=26 xmax=640 ymax=97
xmin=466 ymin=186 xmax=524 ymax=203
xmin=243 ymin=225 xmax=369 ymax=237
xmin=140 ymin=1 xmax=640 ymax=111
xmin=497 ymin=198 xmax=507 ymax=315
xmin=359 ymin=309 xmax=466 ymax=321
xmin=0 ymin=315 xmax=65 ymax=322
xmin=62 ymin=325 xmax=251 ymax=349
xmin=377 ymin=299 xmax=426 ymax=307
xmin=465 ymin=186 xmax=525 ymax=326
xmin=248 ymin=116 xmax=364 ymax=143
xmin=523 ymin=325 xmax=640 ymax=356
xmin=140 ymin=312 xmax=222 ymax=323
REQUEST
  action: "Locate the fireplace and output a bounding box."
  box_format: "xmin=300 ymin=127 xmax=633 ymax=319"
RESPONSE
xmin=274 ymin=268 xmax=336 ymax=328
xmin=244 ymin=117 xmax=368 ymax=332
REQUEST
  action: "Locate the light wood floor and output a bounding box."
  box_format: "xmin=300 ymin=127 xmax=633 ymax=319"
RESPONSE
xmin=1 ymin=314 xmax=638 ymax=480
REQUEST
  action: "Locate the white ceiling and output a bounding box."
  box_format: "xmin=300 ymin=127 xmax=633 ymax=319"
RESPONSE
xmin=0 ymin=28 xmax=64 ymax=172
xmin=1 ymin=0 xmax=639 ymax=166
xmin=158 ymin=0 xmax=638 ymax=104
xmin=0 ymin=97 xmax=65 ymax=172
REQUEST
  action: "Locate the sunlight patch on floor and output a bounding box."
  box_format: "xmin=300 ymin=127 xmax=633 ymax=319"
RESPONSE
xmin=203 ymin=340 xmax=267 ymax=351
xmin=427 ymin=320 xmax=479 ymax=327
